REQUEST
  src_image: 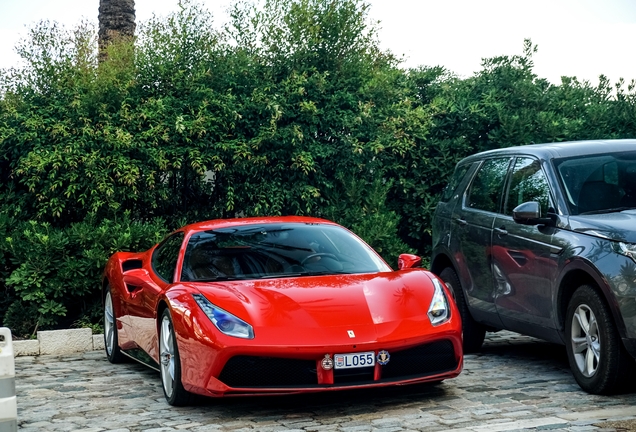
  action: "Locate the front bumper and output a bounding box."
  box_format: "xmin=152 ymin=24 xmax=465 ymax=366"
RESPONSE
xmin=183 ymin=337 xmax=463 ymax=397
xmin=168 ymin=287 xmax=463 ymax=397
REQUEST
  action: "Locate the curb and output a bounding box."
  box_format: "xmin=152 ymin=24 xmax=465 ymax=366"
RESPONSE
xmin=12 ymin=329 xmax=104 ymax=357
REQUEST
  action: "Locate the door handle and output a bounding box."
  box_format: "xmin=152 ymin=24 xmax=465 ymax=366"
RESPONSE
xmin=494 ymin=227 xmax=508 ymax=236
xmin=456 ymin=218 xmax=467 ymax=226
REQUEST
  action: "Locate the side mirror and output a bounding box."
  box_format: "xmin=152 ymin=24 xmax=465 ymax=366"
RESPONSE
xmin=123 ymin=268 xmax=152 ymax=287
xmin=398 ymin=254 xmax=422 ymax=270
xmin=512 ymin=202 xmax=553 ymax=226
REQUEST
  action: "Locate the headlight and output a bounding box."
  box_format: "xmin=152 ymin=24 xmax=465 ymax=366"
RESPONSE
xmin=428 ymin=277 xmax=450 ymax=326
xmin=614 ymin=242 xmax=636 ymax=263
xmin=192 ymin=294 xmax=254 ymax=339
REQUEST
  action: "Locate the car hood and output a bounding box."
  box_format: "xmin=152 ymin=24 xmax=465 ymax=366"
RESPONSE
xmin=188 ymin=270 xmax=439 ymax=344
xmin=569 ymin=209 xmax=636 ymax=243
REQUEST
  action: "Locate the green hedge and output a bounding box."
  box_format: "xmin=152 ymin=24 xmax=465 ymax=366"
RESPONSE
xmin=1 ymin=0 xmax=636 ymax=335
xmin=1 ymin=216 xmax=166 ymax=337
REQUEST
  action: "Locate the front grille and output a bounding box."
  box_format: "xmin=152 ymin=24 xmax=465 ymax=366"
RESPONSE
xmin=334 ymin=366 xmax=374 ymax=384
xmin=218 ymin=340 xmax=457 ymax=389
xmin=381 ymin=340 xmax=457 ymax=380
xmin=218 ymin=356 xmax=317 ymax=388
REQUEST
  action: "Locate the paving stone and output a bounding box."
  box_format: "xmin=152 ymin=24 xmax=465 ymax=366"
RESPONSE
xmin=13 ymin=331 xmax=636 ymax=431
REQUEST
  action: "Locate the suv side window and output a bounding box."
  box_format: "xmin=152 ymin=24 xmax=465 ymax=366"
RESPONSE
xmin=466 ymin=158 xmax=510 ymax=213
xmin=152 ymin=232 xmax=184 ymax=282
xmin=441 ymin=163 xmax=471 ymax=201
xmin=505 ymin=157 xmax=551 ymax=216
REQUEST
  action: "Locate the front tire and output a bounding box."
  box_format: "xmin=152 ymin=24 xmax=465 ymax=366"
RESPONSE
xmin=104 ymin=288 xmax=125 ymax=363
xmin=159 ymin=308 xmax=194 ymax=406
xmin=565 ymin=285 xmax=634 ymax=394
xmin=439 ymin=267 xmax=486 ymax=353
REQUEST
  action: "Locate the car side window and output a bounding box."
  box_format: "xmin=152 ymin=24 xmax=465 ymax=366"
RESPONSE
xmin=465 ymin=158 xmax=510 ymax=213
xmin=441 ymin=163 xmax=471 ymax=201
xmin=152 ymin=232 xmax=185 ymax=283
xmin=505 ymin=157 xmax=552 ymax=216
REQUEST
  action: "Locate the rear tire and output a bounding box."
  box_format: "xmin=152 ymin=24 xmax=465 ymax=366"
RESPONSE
xmin=565 ymin=285 xmax=635 ymax=394
xmin=439 ymin=267 xmax=486 ymax=353
xmin=159 ymin=308 xmax=194 ymax=406
xmin=104 ymin=288 xmax=125 ymax=364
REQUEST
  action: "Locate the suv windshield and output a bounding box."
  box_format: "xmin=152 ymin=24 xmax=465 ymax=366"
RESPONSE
xmin=181 ymin=223 xmax=390 ymax=282
xmin=554 ymin=151 xmax=636 ymax=215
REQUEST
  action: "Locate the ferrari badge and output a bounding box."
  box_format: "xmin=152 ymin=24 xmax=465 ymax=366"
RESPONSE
xmin=347 ymin=330 xmax=355 ymax=338
xmin=377 ymin=350 xmax=390 ymax=365
xmin=321 ymin=354 xmax=334 ymax=370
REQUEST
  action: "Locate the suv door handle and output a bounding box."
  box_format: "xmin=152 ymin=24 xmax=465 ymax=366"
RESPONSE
xmin=494 ymin=227 xmax=508 ymax=236
xmin=456 ymin=218 xmax=467 ymax=226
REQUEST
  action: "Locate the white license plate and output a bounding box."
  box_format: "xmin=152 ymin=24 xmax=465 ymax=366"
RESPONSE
xmin=334 ymin=351 xmax=375 ymax=369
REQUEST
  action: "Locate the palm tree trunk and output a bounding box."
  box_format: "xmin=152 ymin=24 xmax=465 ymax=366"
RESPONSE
xmin=98 ymin=0 xmax=136 ymax=61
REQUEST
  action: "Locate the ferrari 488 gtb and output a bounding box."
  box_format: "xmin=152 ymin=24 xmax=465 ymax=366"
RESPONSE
xmin=102 ymin=217 xmax=462 ymax=405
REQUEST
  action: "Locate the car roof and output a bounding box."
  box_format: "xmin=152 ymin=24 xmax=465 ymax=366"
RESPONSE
xmin=458 ymin=139 xmax=636 ymax=164
xmin=181 ymin=216 xmax=338 ymax=234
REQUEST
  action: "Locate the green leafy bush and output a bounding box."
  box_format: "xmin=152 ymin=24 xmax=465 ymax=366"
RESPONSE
xmin=2 ymin=1 xmax=636 ymax=334
xmin=2 ymin=217 xmax=166 ymax=336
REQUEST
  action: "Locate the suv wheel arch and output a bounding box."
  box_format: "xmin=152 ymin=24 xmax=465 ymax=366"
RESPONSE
xmin=556 ymin=261 xmax=627 ymax=341
xmin=431 ymin=252 xmax=454 ymax=278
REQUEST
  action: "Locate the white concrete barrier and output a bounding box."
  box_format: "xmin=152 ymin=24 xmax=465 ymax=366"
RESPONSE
xmin=38 ymin=328 xmax=92 ymax=355
xmin=12 ymin=330 xmax=105 ymax=357
xmin=0 ymin=328 xmax=17 ymax=432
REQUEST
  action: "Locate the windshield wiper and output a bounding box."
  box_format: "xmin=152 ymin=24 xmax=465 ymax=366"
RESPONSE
xmin=297 ymin=270 xmax=354 ymax=276
xmin=190 ymin=273 xmax=305 ymax=282
xmin=254 ymin=273 xmax=304 ymax=279
xmin=190 ymin=271 xmax=361 ymax=281
xmin=189 ymin=276 xmax=253 ymax=282
xmin=579 ymin=206 xmax=636 ymax=215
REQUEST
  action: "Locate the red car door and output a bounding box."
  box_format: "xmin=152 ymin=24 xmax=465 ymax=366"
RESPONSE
xmin=131 ymin=232 xmax=184 ymax=360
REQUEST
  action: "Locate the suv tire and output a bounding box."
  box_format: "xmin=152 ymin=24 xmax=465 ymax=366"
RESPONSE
xmin=565 ymin=285 xmax=635 ymax=394
xmin=439 ymin=267 xmax=486 ymax=353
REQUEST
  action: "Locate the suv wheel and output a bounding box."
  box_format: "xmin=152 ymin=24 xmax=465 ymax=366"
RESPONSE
xmin=565 ymin=285 xmax=635 ymax=394
xmin=439 ymin=267 xmax=486 ymax=353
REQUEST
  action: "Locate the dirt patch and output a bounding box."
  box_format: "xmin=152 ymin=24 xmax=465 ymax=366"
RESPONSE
xmin=594 ymin=420 xmax=636 ymax=431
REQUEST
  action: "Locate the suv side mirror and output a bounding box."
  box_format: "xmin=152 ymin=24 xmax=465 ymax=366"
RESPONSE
xmin=398 ymin=254 xmax=422 ymax=270
xmin=512 ymin=202 xmax=553 ymax=226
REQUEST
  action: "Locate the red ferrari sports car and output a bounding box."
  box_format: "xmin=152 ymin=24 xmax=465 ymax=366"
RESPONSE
xmin=102 ymin=216 xmax=463 ymax=405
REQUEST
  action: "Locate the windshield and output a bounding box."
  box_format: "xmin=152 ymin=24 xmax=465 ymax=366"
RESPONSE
xmin=180 ymin=223 xmax=391 ymax=282
xmin=554 ymin=151 xmax=636 ymax=215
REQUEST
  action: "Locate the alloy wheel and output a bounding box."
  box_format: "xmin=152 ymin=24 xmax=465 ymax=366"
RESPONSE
xmin=570 ymin=303 xmax=601 ymax=378
xmin=160 ymin=315 xmax=175 ymax=398
xmin=104 ymin=292 xmax=115 ymax=356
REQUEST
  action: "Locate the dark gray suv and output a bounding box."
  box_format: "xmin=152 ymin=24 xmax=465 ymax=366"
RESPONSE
xmin=431 ymin=139 xmax=636 ymax=394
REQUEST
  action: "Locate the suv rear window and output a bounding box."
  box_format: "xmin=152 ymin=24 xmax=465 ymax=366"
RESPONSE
xmin=441 ymin=163 xmax=471 ymax=201
xmin=466 ymin=158 xmax=510 ymax=213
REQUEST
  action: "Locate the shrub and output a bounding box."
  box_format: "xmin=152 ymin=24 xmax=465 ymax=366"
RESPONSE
xmin=2 ymin=216 xmax=166 ymax=336
xmin=2 ymin=2 xmax=636 ymax=334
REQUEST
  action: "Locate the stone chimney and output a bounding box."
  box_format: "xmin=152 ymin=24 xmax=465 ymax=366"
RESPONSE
xmin=98 ymin=0 xmax=136 ymax=61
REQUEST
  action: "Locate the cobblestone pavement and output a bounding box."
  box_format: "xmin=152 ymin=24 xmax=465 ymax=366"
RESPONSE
xmin=14 ymin=331 xmax=636 ymax=431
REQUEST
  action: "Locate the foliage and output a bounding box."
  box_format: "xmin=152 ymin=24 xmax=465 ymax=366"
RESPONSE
xmin=322 ymin=176 xmax=414 ymax=268
xmin=2 ymin=1 xmax=636 ymax=334
xmin=1 ymin=216 xmax=166 ymax=336
xmin=399 ymin=40 xmax=636 ymax=251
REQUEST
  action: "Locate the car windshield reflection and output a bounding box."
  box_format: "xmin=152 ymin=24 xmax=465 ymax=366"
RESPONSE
xmin=180 ymin=223 xmax=391 ymax=282
xmin=554 ymin=151 xmax=636 ymax=215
